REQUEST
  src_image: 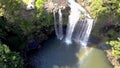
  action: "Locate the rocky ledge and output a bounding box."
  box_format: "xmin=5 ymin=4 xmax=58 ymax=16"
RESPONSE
xmin=45 ymin=0 xmax=68 ymax=13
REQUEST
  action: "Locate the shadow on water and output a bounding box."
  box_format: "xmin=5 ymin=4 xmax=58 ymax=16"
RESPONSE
xmin=29 ymin=37 xmax=80 ymax=68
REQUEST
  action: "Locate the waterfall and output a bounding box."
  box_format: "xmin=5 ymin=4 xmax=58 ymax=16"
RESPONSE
xmin=65 ymin=0 xmax=94 ymax=47
xmin=79 ymin=19 xmax=94 ymax=47
xmin=53 ymin=12 xmax=58 ymax=39
xmin=53 ymin=9 xmax=63 ymax=40
xmin=58 ymin=9 xmax=63 ymax=40
xmin=53 ymin=0 xmax=94 ymax=47
xmin=65 ymin=0 xmax=81 ymax=44
xmin=73 ymin=19 xmax=94 ymax=47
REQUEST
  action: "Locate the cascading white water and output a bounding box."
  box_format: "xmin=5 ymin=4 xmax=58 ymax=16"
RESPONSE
xmin=58 ymin=9 xmax=63 ymax=40
xmin=73 ymin=19 xmax=94 ymax=47
xmin=53 ymin=12 xmax=59 ymax=39
xmin=65 ymin=0 xmax=94 ymax=47
xmin=65 ymin=0 xmax=81 ymax=44
xmin=53 ymin=9 xmax=63 ymax=40
xmin=53 ymin=0 xmax=94 ymax=47
xmin=79 ymin=19 xmax=94 ymax=47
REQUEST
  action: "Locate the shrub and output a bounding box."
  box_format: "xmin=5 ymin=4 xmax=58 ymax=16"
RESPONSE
xmin=0 ymin=0 xmax=54 ymax=52
xmin=0 ymin=44 xmax=23 ymax=68
xmin=107 ymin=38 xmax=120 ymax=59
xmin=90 ymin=0 xmax=120 ymax=39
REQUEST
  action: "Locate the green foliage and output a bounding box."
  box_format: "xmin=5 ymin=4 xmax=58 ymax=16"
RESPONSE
xmin=91 ymin=0 xmax=120 ymax=40
xmin=0 ymin=44 xmax=23 ymax=68
xmin=91 ymin=1 xmax=120 ymax=66
xmin=0 ymin=0 xmax=54 ymax=52
xmin=0 ymin=17 xmax=26 ymax=52
xmin=34 ymin=0 xmax=53 ymax=26
xmin=97 ymin=23 xmax=120 ymax=40
xmin=107 ymin=37 xmax=120 ymax=67
xmin=107 ymin=38 xmax=120 ymax=59
xmin=91 ymin=0 xmax=120 ymax=20
xmin=0 ymin=0 xmax=22 ymax=22
xmin=0 ymin=0 xmax=53 ymax=33
xmin=0 ymin=1 xmax=54 ymax=67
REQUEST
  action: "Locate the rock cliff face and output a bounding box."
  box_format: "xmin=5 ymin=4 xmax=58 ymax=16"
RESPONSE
xmin=45 ymin=0 xmax=68 ymax=12
xmin=26 ymin=0 xmax=36 ymax=10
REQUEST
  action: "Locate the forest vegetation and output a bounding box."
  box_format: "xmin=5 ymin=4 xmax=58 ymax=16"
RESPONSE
xmin=0 ymin=0 xmax=120 ymax=68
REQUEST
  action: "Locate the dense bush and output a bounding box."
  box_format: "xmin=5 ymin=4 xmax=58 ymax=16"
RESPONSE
xmin=107 ymin=38 xmax=120 ymax=59
xmin=0 ymin=0 xmax=54 ymax=52
xmin=0 ymin=1 xmax=54 ymax=67
xmin=107 ymin=38 xmax=120 ymax=68
xmin=0 ymin=17 xmax=26 ymax=52
xmin=91 ymin=0 xmax=120 ymax=20
xmin=90 ymin=0 xmax=120 ymax=40
xmin=0 ymin=44 xmax=23 ymax=68
xmin=0 ymin=0 xmax=53 ymax=35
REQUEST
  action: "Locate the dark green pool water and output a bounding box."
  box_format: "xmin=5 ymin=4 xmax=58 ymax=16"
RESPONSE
xmin=30 ymin=37 xmax=113 ymax=68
